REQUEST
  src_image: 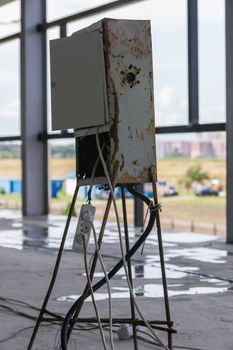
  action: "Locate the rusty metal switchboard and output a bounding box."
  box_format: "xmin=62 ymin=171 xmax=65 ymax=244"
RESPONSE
xmin=50 ymin=18 xmax=156 ymax=185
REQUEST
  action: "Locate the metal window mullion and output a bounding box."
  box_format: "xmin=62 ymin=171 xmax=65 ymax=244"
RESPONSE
xmin=0 ymin=32 xmax=21 ymax=44
xmin=45 ymin=0 xmax=146 ymax=29
xmin=60 ymin=23 xmax=67 ymax=38
xmin=187 ymin=0 xmax=199 ymax=125
xmin=226 ymin=0 xmax=233 ymax=243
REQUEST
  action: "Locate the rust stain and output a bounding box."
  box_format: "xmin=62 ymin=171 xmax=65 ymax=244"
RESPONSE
xmin=146 ymin=119 xmax=155 ymax=135
xmin=109 ymin=77 xmax=119 ymax=164
xmin=120 ymin=153 xmax=125 ymax=171
xmin=128 ymin=126 xmax=133 ymax=139
xmin=107 ymin=29 xmax=118 ymax=46
xmin=120 ymin=167 xmax=151 ymax=184
xmin=112 ymin=54 xmax=124 ymax=59
xmin=149 ymin=71 xmax=154 ymax=104
xmin=120 ymin=65 xmax=141 ymax=88
xmin=139 ymin=131 xmax=145 ymax=141
xmin=130 ymin=46 xmax=149 ymax=59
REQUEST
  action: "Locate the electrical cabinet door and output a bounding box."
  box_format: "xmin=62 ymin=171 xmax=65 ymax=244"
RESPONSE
xmin=50 ymin=31 xmax=107 ymax=131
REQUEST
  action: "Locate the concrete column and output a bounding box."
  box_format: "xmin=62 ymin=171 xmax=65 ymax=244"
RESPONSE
xmin=21 ymin=0 xmax=49 ymax=215
xmin=226 ymin=0 xmax=233 ymax=243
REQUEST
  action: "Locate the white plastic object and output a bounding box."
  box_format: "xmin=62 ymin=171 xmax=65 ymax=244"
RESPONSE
xmin=117 ymin=324 xmax=133 ymax=340
xmin=72 ymin=203 xmax=96 ymax=253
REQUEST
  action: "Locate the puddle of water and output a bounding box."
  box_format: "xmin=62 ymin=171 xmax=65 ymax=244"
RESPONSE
xmin=0 ymin=210 xmax=21 ymax=219
xmin=0 ymin=219 xmax=176 ymax=250
xmin=162 ymin=232 xmax=219 ymax=244
xmin=200 ymin=278 xmax=229 ymax=286
xmin=12 ymin=223 xmax=23 ymax=228
xmin=0 ymin=230 xmax=24 ymax=250
xmin=0 ymin=227 xmax=50 ymax=250
xmin=57 ymin=283 xmax=230 ymax=303
xmin=91 ymin=264 xmax=189 ymax=280
xmin=165 ymin=247 xmax=227 ymax=264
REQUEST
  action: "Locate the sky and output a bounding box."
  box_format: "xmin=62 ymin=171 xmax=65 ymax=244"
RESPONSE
xmin=0 ymin=0 xmax=226 ymax=138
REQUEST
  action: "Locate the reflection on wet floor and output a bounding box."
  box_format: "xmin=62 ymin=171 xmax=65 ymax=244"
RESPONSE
xmin=0 ymin=211 xmax=219 ymax=251
xmin=57 ymin=283 xmax=230 ymax=303
xmin=88 ymin=263 xmax=195 ymax=280
xmin=0 ymin=210 xmax=233 ymax=299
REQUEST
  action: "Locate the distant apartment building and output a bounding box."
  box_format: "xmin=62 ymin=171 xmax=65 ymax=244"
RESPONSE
xmin=190 ymin=141 xmax=215 ymax=158
xmin=157 ymin=132 xmax=226 ymax=159
xmin=164 ymin=141 xmax=191 ymax=157
xmin=212 ymin=138 xmax=226 ymax=158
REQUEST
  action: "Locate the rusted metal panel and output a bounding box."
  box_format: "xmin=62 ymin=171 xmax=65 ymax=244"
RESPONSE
xmin=50 ymin=18 xmax=156 ymax=185
xmin=104 ymin=19 xmax=156 ymax=183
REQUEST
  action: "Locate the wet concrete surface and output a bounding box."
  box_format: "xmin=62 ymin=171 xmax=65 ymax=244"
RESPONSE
xmin=0 ymin=210 xmax=232 ymax=349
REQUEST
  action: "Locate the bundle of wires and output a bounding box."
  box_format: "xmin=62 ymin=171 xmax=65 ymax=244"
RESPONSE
xmin=61 ymin=129 xmax=168 ymax=349
xmin=61 ymin=187 xmax=157 ymax=349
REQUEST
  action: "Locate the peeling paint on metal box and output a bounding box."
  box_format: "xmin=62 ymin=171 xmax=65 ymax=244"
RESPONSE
xmin=103 ymin=19 xmax=157 ymax=183
xmin=55 ymin=18 xmax=157 ymax=185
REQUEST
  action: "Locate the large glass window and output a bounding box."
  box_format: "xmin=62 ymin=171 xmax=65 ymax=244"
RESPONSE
xmin=0 ymin=39 xmax=20 ymax=136
xmin=47 ymin=0 xmax=114 ymax=22
xmin=0 ymin=141 xmax=22 ymax=210
xmin=48 ymin=139 xmax=75 ymax=213
xmin=67 ymin=0 xmax=188 ymax=127
xmin=198 ymin=0 xmax=226 ymax=124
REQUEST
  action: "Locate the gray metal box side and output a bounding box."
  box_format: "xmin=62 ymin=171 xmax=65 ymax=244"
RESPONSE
xmin=104 ymin=19 xmax=157 ymax=183
xmin=50 ymin=31 xmax=108 ymax=131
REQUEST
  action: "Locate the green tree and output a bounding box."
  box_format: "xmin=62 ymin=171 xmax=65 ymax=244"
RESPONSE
xmin=185 ymin=164 xmax=209 ymax=183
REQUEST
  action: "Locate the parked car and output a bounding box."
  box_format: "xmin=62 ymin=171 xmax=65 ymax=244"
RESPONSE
xmin=144 ymin=181 xmax=178 ymax=197
xmin=164 ymin=185 xmax=179 ymax=197
xmin=195 ymin=186 xmax=218 ymax=196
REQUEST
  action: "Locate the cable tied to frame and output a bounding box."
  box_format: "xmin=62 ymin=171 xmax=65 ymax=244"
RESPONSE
xmin=60 ymin=184 xmax=168 ymax=350
xmin=149 ymin=201 xmax=162 ymax=213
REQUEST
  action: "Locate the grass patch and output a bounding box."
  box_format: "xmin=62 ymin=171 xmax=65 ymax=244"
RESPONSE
xmin=160 ymin=195 xmax=226 ymax=225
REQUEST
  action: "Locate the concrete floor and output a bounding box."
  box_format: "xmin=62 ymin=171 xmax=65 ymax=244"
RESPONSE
xmin=0 ymin=209 xmax=232 ymax=349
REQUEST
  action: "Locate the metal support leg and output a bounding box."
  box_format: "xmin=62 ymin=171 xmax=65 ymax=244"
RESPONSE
xmin=151 ymin=167 xmax=172 ymax=349
xmin=121 ymin=186 xmax=138 ymax=350
xmin=27 ymin=184 xmax=79 ymax=349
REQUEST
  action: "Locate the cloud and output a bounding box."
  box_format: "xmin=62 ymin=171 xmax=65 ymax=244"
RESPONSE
xmin=198 ymin=0 xmax=225 ymax=23
xmin=0 ymin=98 xmax=19 ymax=118
xmin=156 ymin=85 xmax=187 ymax=125
xmin=199 ymin=104 xmax=226 ymax=123
xmin=157 ymin=87 xmax=177 ymax=109
xmin=0 ymin=70 xmax=18 ymax=86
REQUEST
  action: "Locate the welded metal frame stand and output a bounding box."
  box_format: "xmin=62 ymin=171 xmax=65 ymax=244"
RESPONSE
xmin=67 ymin=168 xmax=175 ymax=349
xmin=27 ymin=162 xmax=175 ymax=349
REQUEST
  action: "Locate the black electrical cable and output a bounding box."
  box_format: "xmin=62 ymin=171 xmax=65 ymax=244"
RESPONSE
xmin=61 ymin=185 xmax=156 ymax=349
